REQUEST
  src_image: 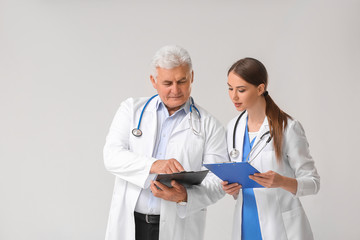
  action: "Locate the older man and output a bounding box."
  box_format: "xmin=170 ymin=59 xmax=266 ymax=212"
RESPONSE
xmin=104 ymin=45 xmax=227 ymax=240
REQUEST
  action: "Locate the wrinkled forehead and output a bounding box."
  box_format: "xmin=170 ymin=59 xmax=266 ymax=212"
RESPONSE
xmin=155 ymin=65 xmax=192 ymax=81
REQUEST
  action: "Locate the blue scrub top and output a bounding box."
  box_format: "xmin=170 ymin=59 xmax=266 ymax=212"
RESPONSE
xmin=241 ymin=118 xmax=262 ymax=240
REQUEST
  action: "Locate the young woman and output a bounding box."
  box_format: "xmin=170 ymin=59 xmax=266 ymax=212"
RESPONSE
xmin=222 ymin=58 xmax=320 ymax=240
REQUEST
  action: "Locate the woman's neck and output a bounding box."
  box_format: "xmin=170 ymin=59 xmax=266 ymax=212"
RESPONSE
xmin=247 ymin=97 xmax=266 ymax=132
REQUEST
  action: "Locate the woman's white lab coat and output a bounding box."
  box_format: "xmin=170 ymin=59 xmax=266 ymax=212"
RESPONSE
xmin=104 ymin=96 xmax=227 ymax=240
xmin=227 ymin=112 xmax=320 ymax=240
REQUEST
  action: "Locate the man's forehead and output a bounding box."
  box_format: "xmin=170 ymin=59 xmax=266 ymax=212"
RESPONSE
xmin=156 ymin=66 xmax=192 ymax=80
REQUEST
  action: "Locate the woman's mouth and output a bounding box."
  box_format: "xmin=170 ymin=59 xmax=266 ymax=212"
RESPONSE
xmin=234 ymin=103 xmax=242 ymax=108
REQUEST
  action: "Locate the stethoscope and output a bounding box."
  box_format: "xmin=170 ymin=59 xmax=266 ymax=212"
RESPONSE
xmin=229 ymin=111 xmax=272 ymax=162
xmin=132 ymin=94 xmax=202 ymax=137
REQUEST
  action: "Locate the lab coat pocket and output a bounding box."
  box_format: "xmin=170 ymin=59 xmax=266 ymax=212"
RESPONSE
xmin=259 ymin=150 xmax=276 ymax=172
xmin=185 ymin=208 xmax=207 ymax=240
xmin=282 ymin=206 xmax=313 ymax=240
xmin=173 ymin=135 xmax=204 ymax=170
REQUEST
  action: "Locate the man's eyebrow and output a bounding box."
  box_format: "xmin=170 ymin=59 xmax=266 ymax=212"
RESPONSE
xmin=177 ymin=77 xmax=187 ymax=82
xmin=162 ymin=77 xmax=187 ymax=84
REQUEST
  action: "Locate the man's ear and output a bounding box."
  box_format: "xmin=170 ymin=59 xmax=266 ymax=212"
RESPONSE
xmin=150 ymin=75 xmax=157 ymax=89
xmin=191 ymin=71 xmax=194 ymax=84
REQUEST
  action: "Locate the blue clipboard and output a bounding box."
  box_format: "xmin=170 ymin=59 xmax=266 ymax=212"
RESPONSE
xmin=203 ymin=162 xmax=264 ymax=188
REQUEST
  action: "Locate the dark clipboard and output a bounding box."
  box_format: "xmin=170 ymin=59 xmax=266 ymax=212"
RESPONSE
xmin=155 ymin=170 xmax=209 ymax=188
xmin=203 ymin=162 xmax=264 ymax=188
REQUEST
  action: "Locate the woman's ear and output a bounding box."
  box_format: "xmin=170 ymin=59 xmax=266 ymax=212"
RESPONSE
xmin=258 ymin=83 xmax=265 ymax=96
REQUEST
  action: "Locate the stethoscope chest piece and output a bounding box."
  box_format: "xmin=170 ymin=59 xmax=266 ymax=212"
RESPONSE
xmin=230 ymin=148 xmax=239 ymax=159
xmin=132 ymin=128 xmax=142 ymax=137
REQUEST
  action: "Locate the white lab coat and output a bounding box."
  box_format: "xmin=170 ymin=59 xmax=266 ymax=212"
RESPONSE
xmin=227 ymin=112 xmax=320 ymax=240
xmin=104 ymin=96 xmax=227 ymax=240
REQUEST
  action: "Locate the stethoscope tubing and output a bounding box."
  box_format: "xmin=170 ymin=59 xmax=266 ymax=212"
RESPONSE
xmin=136 ymin=94 xmax=159 ymax=130
xmin=133 ymin=94 xmax=201 ymax=137
xmin=230 ymin=110 xmax=272 ymax=161
xmin=232 ymin=111 xmax=247 ymax=149
xmin=245 ymin=131 xmax=271 ymax=163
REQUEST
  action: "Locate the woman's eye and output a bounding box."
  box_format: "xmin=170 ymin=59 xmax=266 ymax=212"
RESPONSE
xmin=228 ymin=88 xmax=233 ymax=91
xmin=238 ymin=89 xmax=245 ymax=93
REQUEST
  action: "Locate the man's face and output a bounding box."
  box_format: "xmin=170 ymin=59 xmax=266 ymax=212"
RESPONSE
xmin=150 ymin=65 xmax=193 ymax=114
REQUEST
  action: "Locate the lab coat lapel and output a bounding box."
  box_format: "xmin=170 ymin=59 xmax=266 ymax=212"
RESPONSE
xmin=136 ymin=96 xmax=158 ymax=157
xmin=249 ymin=117 xmax=270 ymax=167
xmin=251 ymin=117 xmax=269 ymax=147
xmin=171 ymin=112 xmax=191 ymax=137
xmin=169 ymin=98 xmax=192 ymax=137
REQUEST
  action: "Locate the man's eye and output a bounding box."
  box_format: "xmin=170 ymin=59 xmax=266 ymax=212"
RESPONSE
xmin=178 ymin=79 xmax=187 ymax=84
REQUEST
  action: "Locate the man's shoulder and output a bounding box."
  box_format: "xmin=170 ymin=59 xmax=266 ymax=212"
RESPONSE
xmin=193 ymin=104 xmax=224 ymax=129
xmin=122 ymin=96 xmax=148 ymax=104
xmin=194 ymin=104 xmax=217 ymax=120
xmin=120 ymin=96 xmax=156 ymax=110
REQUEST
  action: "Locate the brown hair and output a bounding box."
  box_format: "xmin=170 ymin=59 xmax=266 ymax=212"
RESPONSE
xmin=228 ymin=58 xmax=292 ymax=162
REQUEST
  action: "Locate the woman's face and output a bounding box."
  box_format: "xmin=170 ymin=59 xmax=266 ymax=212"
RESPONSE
xmin=227 ymin=71 xmax=264 ymax=112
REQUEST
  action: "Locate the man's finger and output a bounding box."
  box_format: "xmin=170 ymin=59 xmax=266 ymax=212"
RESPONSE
xmin=171 ymin=180 xmax=184 ymax=190
xmin=150 ymin=183 xmax=162 ymax=195
xmin=151 ymin=180 xmax=163 ymax=191
xmin=169 ymin=164 xmax=179 ymax=173
xmin=173 ymin=160 xmax=185 ymax=172
xmin=154 ymin=181 xmax=169 ymax=191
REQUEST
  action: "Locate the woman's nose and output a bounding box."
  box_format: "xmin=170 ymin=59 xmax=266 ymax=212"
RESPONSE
xmin=232 ymin=91 xmax=238 ymax=100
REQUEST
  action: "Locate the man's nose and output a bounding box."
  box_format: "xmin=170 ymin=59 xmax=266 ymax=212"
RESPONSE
xmin=171 ymin=83 xmax=180 ymax=94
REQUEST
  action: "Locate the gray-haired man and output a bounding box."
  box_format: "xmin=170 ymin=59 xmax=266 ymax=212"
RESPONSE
xmin=104 ymin=45 xmax=227 ymax=240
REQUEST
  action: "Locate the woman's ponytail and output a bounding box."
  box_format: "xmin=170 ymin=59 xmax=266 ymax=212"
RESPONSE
xmin=264 ymin=94 xmax=292 ymax=163
xmin=228 ymin=58 xmax=292 ymax=163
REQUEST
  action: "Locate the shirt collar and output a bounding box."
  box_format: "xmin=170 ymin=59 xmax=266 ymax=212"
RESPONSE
xmin=156 ymin=97 xmax=191 ymax=115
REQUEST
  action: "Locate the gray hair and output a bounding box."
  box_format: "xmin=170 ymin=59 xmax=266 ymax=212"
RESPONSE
xmin=151 ymin=45 xmax=192 ymax=78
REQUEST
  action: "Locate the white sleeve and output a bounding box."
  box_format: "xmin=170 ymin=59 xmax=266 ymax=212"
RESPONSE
xmin=285 ymin=120 xmax=320 ymax=198
xmin=103 ymin=98 xmax=157 ymax=188
xmin=177 ymin=117 xmax=228 ymax=218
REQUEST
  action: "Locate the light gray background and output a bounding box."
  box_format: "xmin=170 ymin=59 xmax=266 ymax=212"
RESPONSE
xmin=1 ymin=0 xmax=359 ymax=239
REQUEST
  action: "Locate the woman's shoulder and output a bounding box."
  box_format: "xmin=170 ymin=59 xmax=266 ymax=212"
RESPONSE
xmin=226 ymin=111 xmax=247 ymax=130
xmin=285 ymin=117 xmax=306 ymax=138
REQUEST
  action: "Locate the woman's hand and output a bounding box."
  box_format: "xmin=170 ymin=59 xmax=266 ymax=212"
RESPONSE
xmin=221 ymin=181 xmax=242 ymax=198
xmin=249 ymin=170 xmax=298 ymax=195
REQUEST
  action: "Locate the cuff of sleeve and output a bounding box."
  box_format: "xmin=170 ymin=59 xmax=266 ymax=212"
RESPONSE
xmin=176 ymin=203 xmax=187 ymax=219
xmin=141 ymin=157 xmax=158 ymax=188
xmin=294 ymin=177 xmax=319 ymax=198
xmin=144 ymin=174 xmax=157 ymax=189
xmin=293 ymin=178 xmax=304 ymax=198
xmin=176 ymin=187 xmax=193 ymax=219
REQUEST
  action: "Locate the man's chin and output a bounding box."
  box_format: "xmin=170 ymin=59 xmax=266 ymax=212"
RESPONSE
xmin=165 ymin=99 xmax=186 ymax=109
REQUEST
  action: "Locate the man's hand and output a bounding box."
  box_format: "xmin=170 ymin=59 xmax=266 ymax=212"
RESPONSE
xmin=150 ymin=158 xmax=185 ymax=174
xmin=150 ymin=180 xmax=187 ymax=203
